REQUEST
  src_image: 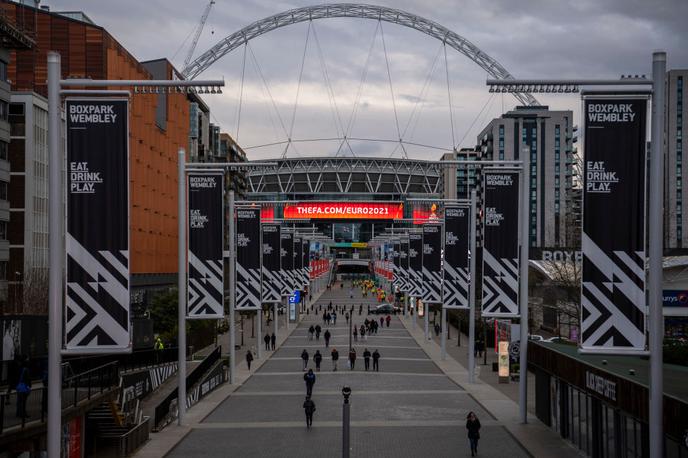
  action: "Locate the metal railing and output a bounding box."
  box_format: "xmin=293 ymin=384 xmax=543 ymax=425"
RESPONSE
xmin=118 ymin=416 xmax=150 ymax=457
xmin=0 ymin=361 xmax=119 ymax=435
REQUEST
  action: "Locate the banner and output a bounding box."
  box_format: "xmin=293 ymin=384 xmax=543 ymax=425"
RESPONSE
xmin=581 ymin=95 xmax=647 ymax=352
xmin=187 ymin=173 xmax=225 ymax=319
xmin=65 ymin=98 xmax=130 ymax=353
xmin=293 ymin=236 xmax=303 ymax=292
xmin=408 ymin=233 xmax=423 ymax=297
xmin=302 ymin=239 xmax=310 ymax=288
xmin=399 ymin=240 xmax=410 ymax=292
xmin=422 ymin=224 xmax=442 ymax=303
xmin=482 ymin=170 xmax=520 ymax=317
xmin=392 ymin=240 xmax=401 ymax=290
xmin=261 ymin=224 xmax=282 ymax=303
xmin=280 ymin=232 xmax=294 ymax=296
xmin=283 ymin=202 xmax=404 ymax=220
xmin=444 ymin=206 xmax=470 ymax=309
xmin=236 ymin=208 xmax=261 ymax=310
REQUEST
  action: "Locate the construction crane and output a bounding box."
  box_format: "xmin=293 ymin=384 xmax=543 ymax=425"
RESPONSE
xmin=183 ymin=0 xmax=215 ymax=70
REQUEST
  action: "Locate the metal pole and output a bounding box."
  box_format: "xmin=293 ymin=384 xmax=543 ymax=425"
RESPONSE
xmin=228 ymin=190 xmax=236 ymax=384
xmin=411 ymin=297 xmax=416 ymax=330
xmin=424 ymin=303 xmax=429 ymax=340
xmin=649 ymin=50 xmax=666 ymax=458
xmin=342 ymin=390 xmax=351 ymax=458
xmin=468 ymin=190 xmax=477 ymax=383
xmin=256 ymin=309 xmax=262 ymax=359
xmin=47 ymin=50 xmax=62 ymax=458
xmin=273 ymin=302 xmax=278 ymax=342
xmin=441 ymin=307 xmax=447 ymax=360
xmin=519 ymin=148 xmax=530 ymax=424
xmin=177 ymin=148 xmax=187 ymax=426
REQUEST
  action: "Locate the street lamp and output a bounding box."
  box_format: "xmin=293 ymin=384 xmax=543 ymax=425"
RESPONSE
xmin=342 ymin=386 xmax=351 ymax=458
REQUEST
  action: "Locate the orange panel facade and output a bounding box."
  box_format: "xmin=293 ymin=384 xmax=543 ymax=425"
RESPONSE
xmin=4 ymin=2 xmax=189 ymax=276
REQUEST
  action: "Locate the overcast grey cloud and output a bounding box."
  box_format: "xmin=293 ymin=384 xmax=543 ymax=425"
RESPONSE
xmin=47 ymin=0 xmax=688 ymax=160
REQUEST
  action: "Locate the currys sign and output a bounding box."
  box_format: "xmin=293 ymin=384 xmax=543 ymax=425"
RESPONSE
xmin=663 ymin=290 xmax=688 ymax=307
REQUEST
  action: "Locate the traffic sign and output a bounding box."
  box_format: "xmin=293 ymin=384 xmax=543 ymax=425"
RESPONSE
xmin=289 ymin=290 xmax=301 ymax=304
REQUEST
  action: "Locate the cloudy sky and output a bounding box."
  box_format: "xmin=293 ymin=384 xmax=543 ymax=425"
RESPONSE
xmin=48 ymin=0 xmax=688 ymax=160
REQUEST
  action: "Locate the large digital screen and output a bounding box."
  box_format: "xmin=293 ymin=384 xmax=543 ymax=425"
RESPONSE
xmin=283 ymin=202 xmax=403 ymax=220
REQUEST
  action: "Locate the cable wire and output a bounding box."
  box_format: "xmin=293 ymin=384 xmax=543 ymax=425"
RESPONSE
xmin=379 ymin=21 xmax=405 ymax=159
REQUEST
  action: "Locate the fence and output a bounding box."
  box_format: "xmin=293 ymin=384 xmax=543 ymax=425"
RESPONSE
xmin=118 ymin=416 xmax=150 ymax=457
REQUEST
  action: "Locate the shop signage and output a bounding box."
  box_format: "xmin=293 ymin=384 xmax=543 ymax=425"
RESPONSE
xmin=283 ymin=202 xmax=403 ymax=220
xmin=585 ymin=370 xmax=617 ymax=402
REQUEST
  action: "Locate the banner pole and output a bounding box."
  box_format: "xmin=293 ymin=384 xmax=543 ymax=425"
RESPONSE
xmin=47 ymin=50 xmax=63 ymax=458
xmin=228 ymin=190 xmax=236 ymax=383
xmin=441 ymin=307 xmax=447 ymax=360
xmin=256 ymin=309 xmax=262 ymax=359
xmin=519 ymin=148 xmax=530 ymax=424
xmin=177 ymin=148 xmax=187 ymax=425
xmin=649 ymin=50 xmax=666 ymax=458
xmin=468 ymin=190 xmax=477 ymax=384
xmin=424 ymin=304 xmax=429 ymax=340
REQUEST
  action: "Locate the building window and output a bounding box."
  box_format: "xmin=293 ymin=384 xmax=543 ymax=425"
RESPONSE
xmin=0 ymin=101 xmax=8 ymax=121
xmin=0 ymin=60 xmax=7 ymax=82
xmin=0 ymin=220 xmax=6 ymax=240
xmin=0 ymin=141 xmax=7 ymax=161
xmin=0 ymin=261 xmax=6 ymax=280
xmin=0 ymin=181 xmax=7 ymax=200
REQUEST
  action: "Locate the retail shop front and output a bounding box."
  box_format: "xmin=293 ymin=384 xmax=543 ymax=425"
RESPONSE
xmin=529 ymin=342 xmax=688 ymax=457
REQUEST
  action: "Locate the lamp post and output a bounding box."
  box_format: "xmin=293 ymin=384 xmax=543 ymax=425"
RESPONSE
xmin=342 ymin=386 xmax=351 ymax=458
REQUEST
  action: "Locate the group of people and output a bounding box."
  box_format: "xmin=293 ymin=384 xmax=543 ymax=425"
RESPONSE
xmin=263 ymin=332 xmax=277 ymax=351
xmin=300 ymin=347 xmax=381 ymax=372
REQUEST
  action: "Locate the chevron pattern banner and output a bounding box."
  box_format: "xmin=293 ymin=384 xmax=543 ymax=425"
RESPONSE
xmin=422 ymin=224 xmax=443 ymax=303
xmin=65 ymin=99 xmax=130 ymax=353
xmin=392 ymin=241 xmax=401 ymax=290
xmin=408 ymin=233 xmax=423 ymax=297
xmin=581 ymin=96 xmax=647 ymax=352
xmin=187 ymin=173 xmax=225 ymax=319
xmin=302 ymin=239 xmax=310 ymax=288
xmin=444 ymin=206 xmax=470 ymax=309
xmin=280 ymin=232 xmax=294 ymax=296
xmin=236 ymin=208 xmax=261 ymax=310
xmin=482 ymin=171 xmax=520 ymax=317
xmin=293 ymin=236 xmax=303 ymax=292
xmin=261 ymin=224 xmax=282 ymax=303
xmin=399 ymin=241 xmax=411 ymax=293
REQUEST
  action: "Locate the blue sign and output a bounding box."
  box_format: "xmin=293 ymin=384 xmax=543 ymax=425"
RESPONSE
xmin=289 ymin=290 xmax=301 ymax=304
xmin=663 ymin=290 xmax=688 ymax=307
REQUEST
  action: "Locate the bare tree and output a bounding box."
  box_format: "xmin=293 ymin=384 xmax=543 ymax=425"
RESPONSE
xmin=531 ymin=256 xmax=582 ymax=338
xmin=21 ymin=268 xmax=49 ymax=315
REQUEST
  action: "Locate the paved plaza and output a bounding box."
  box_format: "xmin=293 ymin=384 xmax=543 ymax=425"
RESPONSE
xmin=163 ymin=287 xmax=535 ymax=457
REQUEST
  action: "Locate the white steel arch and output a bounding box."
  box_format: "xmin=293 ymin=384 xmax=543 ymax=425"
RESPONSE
xmin=182 ymin=3 xmax=539 ymax=106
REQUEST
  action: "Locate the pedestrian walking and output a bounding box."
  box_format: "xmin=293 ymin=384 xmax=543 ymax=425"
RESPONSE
xmin=301 ymin=349 xmax=309 ymax=371
xmin=322 ymin=311 xmax=327 ymax=325
xmin=15 ymin=357 xmax=31 ymax=419
xmin=345 ymin=312 xmax=349 ymax=324
xmin=303 ymin=369 xmax=316 ymax=397
xmin=385 ymin=315 xmax=391 ymax=327
xmin=331 ymin=348 xmax=339 ymax=371
xmin=271 ymin=333 xmax=276 ymax=350
xmin=348 ymin=348 xmax=357 ymax=370
xmin=246 ymin=350 xmax=254 ymax=371
xmin=360 ymin=325 xmax=366 ymax=341
xmin=323 ymin=329 xmax=331 ymax=347
xmin=379 ymin=316 xmax=384 ymax=328
xmin=363 ymin=348 xmax=371 ymax=371
xmin=308 ymin=325 xmax=315 ymax=341
xmin=466 ymin=411 xmax=481 ymax=456
xmin=372 ymin=349 xmax=380 ymax=371
xmin=325 ymin=312 xmax=331 ymax=325
xmin=315 ymin=324 xmax=322 ymax=340
xmin=264 ymin=333 xmax=271 ymax=350
xmin=332 ymin=312 xmax=337 ymax=325
xmin=353 ymin=326 xmax=358 ymax=341
xmin=314 ymin=350 xmax=323 ymax=371
xmin=303 ymin=396 xmax=316 ymax=428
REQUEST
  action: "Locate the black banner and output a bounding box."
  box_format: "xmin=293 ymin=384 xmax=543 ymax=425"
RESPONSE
xmin=392 ymin=240 xmax=401 ymax=290
xmin=280 ymin=232 xmax=294 ymax=296
xmin=293 ymin=236 xmax=303 ymax=292
xmin=65 ymin=99 xmax=130 ymax=353
xmin=399 ymin=240 xmax=410 ymax=292
xmin=408 ymin=233 xmax=423 ymax=297
xmin=236 ymin=208 xmax=261 ymax=310
xmin=187 ymin=173 xmax=224 ymax=318
xmin=261 ymin=224 xmax=282 ymax=303
xmin=302 ymin=239 xmax=310 ymax=288
xmin=482 ymin=170 xmax=520 ymax=317
xmin=444 ymin=206 xmax=470 ymax=309
xmin=422 ymin=224 xmax=442 ymax=303
xmin=581 ymin=95 xmax=647 ymax=352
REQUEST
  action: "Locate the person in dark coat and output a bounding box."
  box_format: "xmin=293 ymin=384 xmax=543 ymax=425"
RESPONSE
xmin=245 ymin=351 xmax=254 ymax=371
xmin=385 ymin=315 xmax=391 ymax=327
xmin=372 ymin=349 xmax=381 ymax=371
xmin=314 ymin=350 xmax=323 ymax=371
xmin=315 ymin=325 xmax=322 ymax=340
xmin=308 ymin=325 xmax=315 ymax=341
xmin=303 ymin=369 xmax=316 ymax=397
xmin=301 ymin=349 xmax=309 ymax=371
xmin=380 ymin=316 xmax=384 ymax=328
xmin=345 ymin=312 xmax=349 ymax=324
xmin=353 ymin=326 xmax=358 ymax=341
xmin=466 ymin=411 xmax=481 ymax=456
xmin=363 ymin=348 xmax=371 ymax=371
xmin=15 ymin=356 xmax=31 ymax=418
xmin=434 ymin=323 xmax=441 ymax=337
xmin=331 ymin=348 xmax=339 ymax=371
xmin=348 ymin=348 xmax=357 ymax=370
xmin=323 ymin=329 xmax=331 ymax=347
xmin=360 ymin=325 xmax=366 ymax=341
xmin=271 ymin=333 xmax=276 ymax=350
xmin=264 ymin=333 xmax=271 ymax=350
xmin=303 ymin=396 xmax=316 ymax=428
